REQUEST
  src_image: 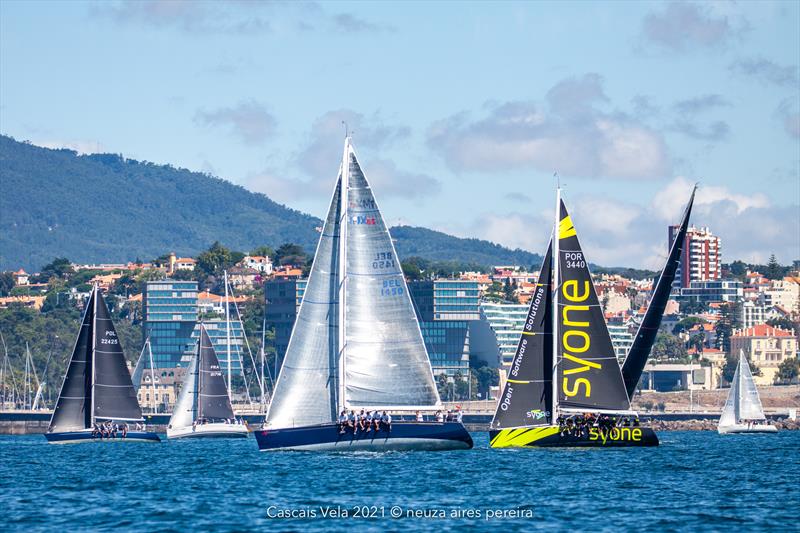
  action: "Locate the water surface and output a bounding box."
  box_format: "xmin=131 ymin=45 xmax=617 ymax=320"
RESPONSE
xmin=1 ymin=431 xmax=797 ymax=531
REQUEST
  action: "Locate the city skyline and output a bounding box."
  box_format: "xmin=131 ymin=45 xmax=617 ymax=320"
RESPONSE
xmin=1 ymin=1 xmax=798 ymax=268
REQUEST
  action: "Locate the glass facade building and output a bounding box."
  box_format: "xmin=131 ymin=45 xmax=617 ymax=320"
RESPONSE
xmin=408 ymin=280 xmax=480 ymax=378
xmin=143 ymin=281 xmax=198 ymax=368
xmin=264 ymin=279 xmax=307 ymax=371
xmin=478 ymin=302 xmax=529 ymax=368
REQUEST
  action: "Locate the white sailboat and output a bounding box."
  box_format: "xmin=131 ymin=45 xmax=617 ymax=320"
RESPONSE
xmin=167 ymin=324 xmax=248 ymax=439
xmin=718 ymin=350 xmax=777 ymax=434
xmin=254 ymin=137 xmax=472 ymax=451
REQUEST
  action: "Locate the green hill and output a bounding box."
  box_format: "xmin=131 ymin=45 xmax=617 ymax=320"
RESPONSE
xmin=0 ymin=135 xmax=541 ymax=271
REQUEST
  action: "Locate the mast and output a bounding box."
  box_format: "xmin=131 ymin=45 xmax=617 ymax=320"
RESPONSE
xmin=224 ymin=270 xmax=232 ymax=402
xmin=337 ymin=134 xmax=350 ymax=413
xmin=147 ymin=338 xmax=157 ymax=414
xmin=260 ymin=315 xmax=266 ymax=412
xmin=90 ymin=285 xmax=97 ymax=426
xmin=194 ymin=334 xmax=200 ymax=421
xmin=550 ymin=184 xmax=560 ymax=422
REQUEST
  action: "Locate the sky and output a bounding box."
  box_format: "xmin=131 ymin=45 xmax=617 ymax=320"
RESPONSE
xmin=1 ymin=0 xmax=798 ymax=268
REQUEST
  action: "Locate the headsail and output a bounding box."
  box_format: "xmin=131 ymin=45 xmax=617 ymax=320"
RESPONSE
xmin=622 ymin=187 xmax=695 ymax=398
xmin=93 ymin=289 xmax=143 ymax=422
xmin=737 ymin=351 xmax=766 ymax=421
xmin=131 ymin=337 xmax=148 ymax=392
xmin=342 ymin=146 xmax=440 ymax=408
xmin=49 ymin=291 xmax=95 ymax=432
xmin=266 ymin=175 xmax=342 ymax=428
xmin=169 ymin=351 xmax=197 ymax=430
xmin=555 ymin=199 xmax=630 ymax=412
xmin=491 ymin=240 xmax=553 ymax=429
xmin=196 ymin=325 xmax=235 ymax=420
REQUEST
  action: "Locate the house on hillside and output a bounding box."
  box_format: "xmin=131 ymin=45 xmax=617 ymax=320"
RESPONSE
xmin=13 ymin=269 xmax=30 ymax=286
xmin=241 ymin=255 xmax=273 ymax=274
xmin=731 ymin=324 xmax=798 ymax=386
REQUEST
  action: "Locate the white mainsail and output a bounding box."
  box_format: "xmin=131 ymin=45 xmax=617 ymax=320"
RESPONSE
xmin=343 ymin=145 xmax=440 ymax=408
xmin=266 ymin=139 xmax=440 ymax=429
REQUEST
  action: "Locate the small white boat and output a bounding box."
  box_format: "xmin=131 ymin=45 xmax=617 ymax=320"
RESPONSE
xmin=167 ymin=324 xmax=248 ymax=440
xmin=718 ymin=350 xmax=777 ymax=434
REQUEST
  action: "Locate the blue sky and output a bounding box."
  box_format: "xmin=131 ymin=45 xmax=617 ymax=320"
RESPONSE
xmin=1 ymin=0 xmax=798 ymax=268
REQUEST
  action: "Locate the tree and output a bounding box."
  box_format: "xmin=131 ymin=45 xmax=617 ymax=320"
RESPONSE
xmin=687 ymin=333 xmax=705 ymax=354
xmin=766 ymin=317 xmax=795 ymax=332
xmin=249 ymin=246 xmax=275 ymax=260
xmin=36 ymin=257 xmax=74 ymax=282
xmin=672 ymin=316 xmax=706 ymax=335
xmin=715 ymin=302 xmax=739 ymax=353
xmin=0 ymin=272 xmax=14 ymax=296
xmin=503 ymin=278 xmax=518 ymax=303
xmin=196 ymin=242 xmax=234 ymax=277
xmin=680 ymin=300 xmax=707 ymax=315
xmin=651 ymin=332 xmax=688 ymax=361
xmin=774 ymin=357 xmax=799 ymax=385
xmin=274 ymin=243 xmax=307 ymax=267
xmin=401 ymin=260 xmax=422 ymax=281
xmin=436 ymin=373 xmax=450 ymax=400
xmin=764 ymin=254 xmax=783 ymax=280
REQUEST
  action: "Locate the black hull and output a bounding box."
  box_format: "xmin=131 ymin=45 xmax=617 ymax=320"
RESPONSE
xmin=255 ymin=421 xmax=473 ymax=451
xmin=489 ymin=426 xmax=658 ymax=448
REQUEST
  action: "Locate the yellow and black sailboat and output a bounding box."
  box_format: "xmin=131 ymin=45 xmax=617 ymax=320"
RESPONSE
xmin=489 ymin=187 xmax=695 ymax=448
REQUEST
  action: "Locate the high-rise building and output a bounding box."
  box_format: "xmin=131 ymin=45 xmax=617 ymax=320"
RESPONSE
xmin=407 ymin=280 xmax=480 ymax=378
xmin=264 ymin=278 xmax=307 ymax=369
xmin=143 ymin=280 xmax=198 ymax=368
xmin=669 ymin=225 xmax=722 ymax=289
xmin=607 ymin=324 xmax=634 ymax=362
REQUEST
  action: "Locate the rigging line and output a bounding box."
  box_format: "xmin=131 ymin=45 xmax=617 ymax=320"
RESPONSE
xmin=227 ymin=280 xmax=263 ymax=409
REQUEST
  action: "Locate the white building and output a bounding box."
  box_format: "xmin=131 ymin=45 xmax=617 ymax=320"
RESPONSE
xmin=242 ymin=255 xmax=273 ymax=274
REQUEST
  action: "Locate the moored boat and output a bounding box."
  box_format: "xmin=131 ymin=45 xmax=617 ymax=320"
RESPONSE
xmin=45 ymin=286 xmax=160 ymax=444
xmin=255 ymin=137 xmax=472 ymax=452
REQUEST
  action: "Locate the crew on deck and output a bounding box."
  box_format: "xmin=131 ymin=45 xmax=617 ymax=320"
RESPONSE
xmin=556 ymin=413 xmax=641 ymax=437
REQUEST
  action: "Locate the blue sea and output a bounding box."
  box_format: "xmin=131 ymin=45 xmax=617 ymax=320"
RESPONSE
xmin=0 ymin=431 xmax=797 ymax=532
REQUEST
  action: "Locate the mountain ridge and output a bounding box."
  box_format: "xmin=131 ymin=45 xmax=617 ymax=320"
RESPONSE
xmin=0 ymin=135 xmax=542 ymax=271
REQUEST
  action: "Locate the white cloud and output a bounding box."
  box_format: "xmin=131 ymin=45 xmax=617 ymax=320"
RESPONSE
xmin=427 ymin=74 xmax=671 ymax=180
xmin=194 ymin=100 xmax=276 ymax=145
xmin=641 ymin=2 xmax=743 ymax=52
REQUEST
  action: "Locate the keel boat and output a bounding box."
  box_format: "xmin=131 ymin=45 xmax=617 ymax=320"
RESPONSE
xmin=718 ymin=350 xmax=777 ymax=434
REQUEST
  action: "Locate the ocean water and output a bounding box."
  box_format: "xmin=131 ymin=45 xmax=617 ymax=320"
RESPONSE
xmin=0 ymin=431 xmax=797 ymax=532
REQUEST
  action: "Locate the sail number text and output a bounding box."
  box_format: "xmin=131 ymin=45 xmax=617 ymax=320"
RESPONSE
xmin=563 ymin=252 xmax=586 ymax=269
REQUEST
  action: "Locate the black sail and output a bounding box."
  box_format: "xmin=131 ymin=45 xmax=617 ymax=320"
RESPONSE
xmin=556 ymin=199 xmax=630 ymax=412
xmin=491 ymin=241 xmax=553 ymax=429
xmin=93 ymin=289 xmax=144 ymax=421
xmin=197 ymin=325 xmax=235 ymax=420
xmin=49 ymin=291 xmax=95 ymax=432
xmin=622 ymin=187 xmax=695 ymax=398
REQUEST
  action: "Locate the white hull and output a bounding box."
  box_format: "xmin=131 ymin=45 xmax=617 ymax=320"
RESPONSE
xmin=167 ymin=422 xmax=249 ymax=439
xmin=718 ymin=423 xmax=778 ymax=435
xmin=264 ymin=437 xmax=470 ymax=452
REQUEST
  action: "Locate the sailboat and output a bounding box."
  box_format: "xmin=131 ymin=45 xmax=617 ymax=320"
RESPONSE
xmin=489 ymin=187 xmax=696 ymax=448
xmin=255 ymin=137 xmax=472 ymax=451
xmin=718 ymin=350 xmax=777 ymax=434
xmin=45 ymin=286 xmax=160 ymax=443
xmin=167 ymin=324 xmax=248 ymax=439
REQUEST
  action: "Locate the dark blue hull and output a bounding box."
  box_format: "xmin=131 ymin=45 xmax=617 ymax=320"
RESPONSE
xmin=255 ymin=421 xmax=473 ymax=451
xmin=44 ymin=430 xmax=161 ymax=444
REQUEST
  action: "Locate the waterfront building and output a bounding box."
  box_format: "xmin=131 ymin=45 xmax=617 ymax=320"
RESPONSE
xmin=407 ymin=280 xmax=480 ymax=378
xmin=136 ymin=367 xmax=186 ymax=412
xmin=264 ymin=278 xmax=307 ymax=369
xmin=143 ymin=280 xmax=198 ymax=368
xmin=640 ymin=363 xmax=713 ymax=392
xmin=669 ymin=225 xmax=722 ymax=289
xmin=678 ymin=279 xmax=743 ymax=305
xmin=730 ymin=324 xmax=798 ymax=386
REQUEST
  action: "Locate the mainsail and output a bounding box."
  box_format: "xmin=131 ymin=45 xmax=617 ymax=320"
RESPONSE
xmin=622 ymin=187 xmax=695 ymax=398
xmin=196 ymin=325 xmax=235 ymax=420
xmin=555 ymin=199 xmax=630 ymax=412
xmin=49 ymin=291 xmax=95 ymax=432
xmin=343 ymin=147 xmax=440 ymax=408
xmin=266 ymin=175 xmax=342 ymax=428
xmin=491 ymin=241 xmax=553 ymax=429
xmin=92 ymin=289 xmax=143 ymax=422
